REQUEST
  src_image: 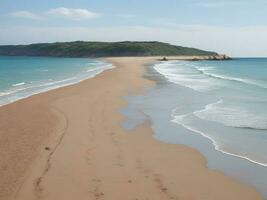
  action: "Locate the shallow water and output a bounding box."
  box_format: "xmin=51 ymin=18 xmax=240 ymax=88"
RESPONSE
xmin=121 ymin=61 xmax=267 ymax=198
xmin=0 ymin=56 xmax=113 ymax=106
xmin=154 ymin=58 xmax=267 ymax=166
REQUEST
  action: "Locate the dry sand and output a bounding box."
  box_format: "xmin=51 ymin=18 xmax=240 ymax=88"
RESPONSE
xmin=0 ymin=57 xmax=263 ymax=200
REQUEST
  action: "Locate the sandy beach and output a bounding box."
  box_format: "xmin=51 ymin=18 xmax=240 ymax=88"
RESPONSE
xmin=0 ymin=57 xmax=263 ymax=200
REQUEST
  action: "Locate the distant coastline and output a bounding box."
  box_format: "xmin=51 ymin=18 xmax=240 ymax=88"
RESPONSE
xmin=0 ymin=41 xmax=230 ymax=59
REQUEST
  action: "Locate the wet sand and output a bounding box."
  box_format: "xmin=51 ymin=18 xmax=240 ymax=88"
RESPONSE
xmin=0 ymin=57 xmax=263 ymax=200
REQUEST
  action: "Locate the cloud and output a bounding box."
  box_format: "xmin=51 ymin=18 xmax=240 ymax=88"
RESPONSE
xmin=10 ymin=11 xmax=45 ymax=20
xmin=195 ymin=1 xmax=247 ymax=7
xmin=1 ymin=25 xmax=267 ymax=57
xmin=46 ymin=7 xmax=100 ymax=20
xmin=10 ymin=7 xmax=100 ymax=21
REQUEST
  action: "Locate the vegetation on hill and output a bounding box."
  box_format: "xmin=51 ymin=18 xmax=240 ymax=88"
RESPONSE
xmin=0 ymin=41 xmax=218 ymax=57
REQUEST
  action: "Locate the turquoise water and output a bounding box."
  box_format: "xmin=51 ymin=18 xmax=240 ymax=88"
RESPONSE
xmin=154 ymin=58 xmax=267 ymax=166
xmin=0 ymin=56 xmax=113 ymax=106
xmin=121 ymin=58 xmax=267 ymax=197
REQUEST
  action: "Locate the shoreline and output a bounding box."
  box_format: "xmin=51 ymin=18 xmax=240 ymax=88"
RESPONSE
xmin=126 ymin=62 xmax=267 ymax=197
xmin=0 ymin=57 xmax=263 ymax=200
xmin=152 ymin=59 xmax=267 ymax=168
xmin=0 ymin=57 xmax=113 ymax=107
xmin=173 ymin=110 xmax=267 ymax=168
xmin=0 ymin=55 xmax=227 ymax=108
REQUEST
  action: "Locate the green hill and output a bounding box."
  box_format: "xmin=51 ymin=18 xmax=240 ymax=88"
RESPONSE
xmin=0 ymin=41 xmax=218 ymax=57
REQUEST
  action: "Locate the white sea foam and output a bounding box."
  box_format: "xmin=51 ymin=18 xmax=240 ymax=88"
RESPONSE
xmin=171 ymin=110 xmax=267 ymax=167
xmin=86 ymin=64 xmax=112 ymax=72
xmin=154 ymin=60 xmax=267 ymax=167
xmin=154 ymin=61 xmax=267 ymax=129
xmin=0 ymin=91 xmax=14 ymax=96
xmin=193 ymin=100 xmax=267 ymax=130
xmin=154 ymin=61 xmax=215 ymax=91
xmin=0 ymin=86 xmax=33 ymax=97
xmin=0 ymin=62 xmax=114 ymax=107
xmin=194 ymin=66 xmax=267 ymax=89
xmin=12 ymin=82 xmax=26 ymax=86
xmin=35 ymin=69 xmax=49 ymax=72
xmin=155 ymin=61 xmax=267 ymax=93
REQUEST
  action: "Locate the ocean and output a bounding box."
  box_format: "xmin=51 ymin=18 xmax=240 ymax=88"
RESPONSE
xmin=0 ymin=56 xmax=113 ymax=106
xmin=1 ymin=56 xmax=267 ymax=196
xmin=121 ymin=58 xmax=267 ymax=197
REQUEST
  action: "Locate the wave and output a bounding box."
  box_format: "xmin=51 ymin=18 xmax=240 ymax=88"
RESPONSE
xmin=1 ymin=78 xmax=79 ymax=98
xmin=154 ymin=61 xmax=267 ymax=129
xmin=35 ymin=69 xmax=49 ymax=72
xmin=0 ymin=86 xmax=33 ymax=97
xmin=171 ymin=110 xmax=267 ymax=167
xmin=153 ymin=62 xmax=214 ymax=92
xmin=193 ymin=99 xmax=267 ymax=131
xmin=194 ymin=66 xmax=267 ymax=89
xmin=154 ymin=61 xmax=267 ymax=94
xmin=12 ymin=82 xmax=26 ymax=87
xmin=86 ymin=64 xmax=113 ymax=72
xmin=0 ymin=62 xmax=114 ymax=106
xmin=0 ymin=91 xmax=15 ymax=96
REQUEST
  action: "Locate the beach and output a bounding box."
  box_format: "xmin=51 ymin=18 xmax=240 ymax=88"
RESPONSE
xmin=0 ymin=57 xmax=263 ymax=200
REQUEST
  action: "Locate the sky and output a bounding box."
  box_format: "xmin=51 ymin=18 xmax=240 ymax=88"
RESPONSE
xmin=0 ymin=0 xmax=267 ymax=57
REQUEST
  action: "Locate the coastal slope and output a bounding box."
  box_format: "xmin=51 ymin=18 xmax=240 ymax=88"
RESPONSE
xmin=0 ymin=41 xmax=218 ymax=57
xmin=0 ymin=57 xmax=262 ymax=200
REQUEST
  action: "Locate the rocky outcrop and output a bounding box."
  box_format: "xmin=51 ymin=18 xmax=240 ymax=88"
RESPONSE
xmin=187 ymin=54 xmax=232 ymax=61
xmin=208 ymin=54 xmax=232 ymax=60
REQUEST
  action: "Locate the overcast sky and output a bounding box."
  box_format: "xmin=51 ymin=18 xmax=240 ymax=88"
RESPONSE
xmin=1 ymin=0 xmax=267 ymax=57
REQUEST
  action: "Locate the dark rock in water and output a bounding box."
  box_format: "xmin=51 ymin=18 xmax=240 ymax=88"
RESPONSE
xmin=187 ymin=55 xmax=232 ymax=61
xmin=189 ymin=57 xmax=200 ymax=61
xmin=207 ymin=54 xmax=232 ymax=61
xmin=160 ymin=57 xmax=168 ymax=61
